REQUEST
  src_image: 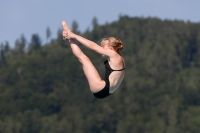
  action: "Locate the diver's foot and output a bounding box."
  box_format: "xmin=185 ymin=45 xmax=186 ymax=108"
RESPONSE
xmin=62 ymin=21 xmax=70 ymax=32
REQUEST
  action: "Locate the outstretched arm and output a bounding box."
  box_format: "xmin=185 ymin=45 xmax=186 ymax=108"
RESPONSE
xmin=62 ymin=21 xmax=115 ymax=57
xmin=65 ymin=31 xmax=98 ymax=49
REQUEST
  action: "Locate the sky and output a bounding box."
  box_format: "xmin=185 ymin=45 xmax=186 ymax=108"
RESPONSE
xmin=0 ymin=0 xmax=200 ymax=48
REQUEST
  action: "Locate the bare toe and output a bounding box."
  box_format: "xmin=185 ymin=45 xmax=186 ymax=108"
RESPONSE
xmin=62 ymin=21 xmax=70 ymax=32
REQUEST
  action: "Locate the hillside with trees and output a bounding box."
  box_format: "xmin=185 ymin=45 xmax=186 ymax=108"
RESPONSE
xmin=1 ymin=15 xmax=200 ymax=133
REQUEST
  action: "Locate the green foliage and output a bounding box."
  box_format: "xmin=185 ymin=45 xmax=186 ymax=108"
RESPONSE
xmin=1 ymin=16 xmax=200 ymax=132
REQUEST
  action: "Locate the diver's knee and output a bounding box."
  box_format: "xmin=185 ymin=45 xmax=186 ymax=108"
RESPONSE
xmin=78 ymin=54 xmax=89 ymax=64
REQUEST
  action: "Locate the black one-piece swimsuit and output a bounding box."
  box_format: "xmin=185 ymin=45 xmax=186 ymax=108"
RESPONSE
xmin=93 ymin=60 xmax=125 ymax=99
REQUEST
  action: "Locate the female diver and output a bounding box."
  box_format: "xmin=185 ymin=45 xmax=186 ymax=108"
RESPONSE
xmin=62 ymin=21 xmax=125 ymax=99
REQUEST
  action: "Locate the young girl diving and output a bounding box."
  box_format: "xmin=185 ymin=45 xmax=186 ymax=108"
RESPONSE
xmin=62 ymin=21 xmax=125 ymax=99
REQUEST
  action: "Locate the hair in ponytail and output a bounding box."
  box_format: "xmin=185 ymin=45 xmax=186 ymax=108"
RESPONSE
xmin=100 ymin=37 xmax=123 ymax=53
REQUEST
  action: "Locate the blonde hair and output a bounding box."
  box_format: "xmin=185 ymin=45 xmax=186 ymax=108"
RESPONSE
xmin=100 ymin=37 xmax=123 ymax=53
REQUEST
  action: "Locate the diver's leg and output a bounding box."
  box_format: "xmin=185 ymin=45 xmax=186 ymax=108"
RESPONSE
xmin=69 ymin=40 xmax=105 ymax=93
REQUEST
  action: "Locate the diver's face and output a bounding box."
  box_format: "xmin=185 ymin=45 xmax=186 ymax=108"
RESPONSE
xmin=102 ymin=41 xmax=109 ymax=49
xmin=102 ymin=40 xmax=113 ymax=50
xmin=101 ymin=40 xmax=112 ymax=57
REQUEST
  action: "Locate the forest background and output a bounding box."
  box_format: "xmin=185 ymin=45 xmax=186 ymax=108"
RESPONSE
xmin=1 ymin=15 xmax=200 ymax=133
